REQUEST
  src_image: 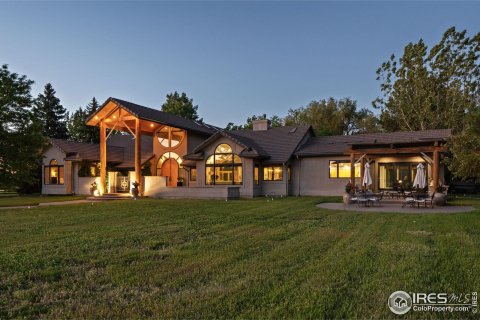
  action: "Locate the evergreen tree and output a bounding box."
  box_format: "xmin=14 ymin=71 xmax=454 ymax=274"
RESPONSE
xmin=0 ymin=64 xmax=47 ymax=191
xmin=162 ymin=91 xmax=200 ymax=121
xmin=34 ymin=83 xmax=69 ymax=139
xmin=67 ymin=97 xmax=100 ymax=143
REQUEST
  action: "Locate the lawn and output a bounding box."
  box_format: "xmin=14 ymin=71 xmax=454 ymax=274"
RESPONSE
xmin=0 ymin=197 xmax=479 ymax=319
xmin=0 ymin=194 xmax=86 ymax=207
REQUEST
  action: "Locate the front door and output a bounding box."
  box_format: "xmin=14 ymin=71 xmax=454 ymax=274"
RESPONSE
xmin=161 ymin=159 xmax=179 ymax=187
xmin=116 ymin=173 xmax=130 ymax=193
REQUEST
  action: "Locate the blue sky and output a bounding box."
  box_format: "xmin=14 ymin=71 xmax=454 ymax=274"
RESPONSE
xmin=1 ymin=1 xmax=479 ymax=127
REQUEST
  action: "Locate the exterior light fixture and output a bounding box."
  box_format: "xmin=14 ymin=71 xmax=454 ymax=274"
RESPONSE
xmin=150 ymin=123 xmax=154 ymax=127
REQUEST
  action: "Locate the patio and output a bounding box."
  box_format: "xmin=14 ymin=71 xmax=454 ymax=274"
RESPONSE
xmin=317 ymin=201 xmax=474 ymax=214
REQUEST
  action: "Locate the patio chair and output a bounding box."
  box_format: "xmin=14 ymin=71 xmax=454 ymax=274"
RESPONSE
xmin=368 ymin=191 xmax=384 ymax=207
xmin=402 ymin=196 xmax=415 ymax=208
xmin=355 ymin=193 xmax=368 ymax=207
xmin=414 ymin=192 xmax=435 ymax=208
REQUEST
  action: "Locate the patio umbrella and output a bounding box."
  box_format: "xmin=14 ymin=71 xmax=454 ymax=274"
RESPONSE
xmin=363 ymin=162 xmax=373 ymax=188
xmin=413 ymin=163 xmax=426 ymax=189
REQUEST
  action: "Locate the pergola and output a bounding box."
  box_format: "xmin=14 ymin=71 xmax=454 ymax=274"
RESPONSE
xmin=86 ymin=99 xmax=161 ymax=194
xmin=347 ymin=140 xmax=448 ymax=191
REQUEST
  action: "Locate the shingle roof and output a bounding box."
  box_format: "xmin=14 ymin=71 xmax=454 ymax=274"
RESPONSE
xmin=92 ymin=97 xmax=218 ymax=136
xmin=49 ymin=136 xmax=154 ymax=168
xmin=50 ymin=139 xmax=124 ymax=163
xmin=295 ymin=129 xmax=452 ymax=156
xmin=191 ymin=126 xmax=312 ymax=164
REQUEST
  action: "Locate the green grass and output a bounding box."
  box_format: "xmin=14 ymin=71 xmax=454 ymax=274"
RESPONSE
xmin=0 ymin=194 xmax=86 ymax=207
xmin=0 ymin=197 xmax=479 ymax=319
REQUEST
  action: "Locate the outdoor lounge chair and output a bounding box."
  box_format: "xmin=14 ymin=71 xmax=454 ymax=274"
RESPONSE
xmin=368 ymin=191 xmax=384 ymax=206
xmin=402 ymin=197 xmax=415 ymax=208
xmin=414 ymin=192 xmax=435 ymax=208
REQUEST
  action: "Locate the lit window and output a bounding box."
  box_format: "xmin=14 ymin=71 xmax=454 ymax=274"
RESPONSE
xmin=156 ymin=126 xmax=185 ymax=149
xmin=205 ymin=143 xmax=243 ymax=185
xmin=44 ymin=159 xmax=64 ymax=185
xmin=190 ymin=168 xmax=197 ymax=181
xmin=329 ymin=160 xmax=360 ymax=179
xmin=263 ymin=166 xmax=283 ymax=181
xmin=254 ymin=164 xmax=259 ymax=185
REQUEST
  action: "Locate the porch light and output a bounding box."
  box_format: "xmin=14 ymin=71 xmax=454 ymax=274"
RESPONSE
xmin=113 ymin=115 xmax=117 ymax=119
xmin=150 ymin=123 xmax=154 ymax=128
xmin=95 ymin=116 xmax=99 ymax=120
xmin=93 ymin=189 xmax=100 ymax=197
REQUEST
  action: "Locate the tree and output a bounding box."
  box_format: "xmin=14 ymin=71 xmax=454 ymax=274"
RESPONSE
xmin=225 ymin=114 xmax=283 ymax=130
xmin=373 ymin=27 xmax=480 ymax=180
xmin=161 ymin=91 xmax=200 ymax=121
xmin=0 ymin=64 xmax=47 ymax=191
xmin=34 ymin=83 xmax=69 ymax=139
xmin=373 ymin=27 xmax=480 ymax=133
xmin=67 ymin=97 xmax=100 ymax=143
xmin=285 ymin=98 xmax=381 ymax=135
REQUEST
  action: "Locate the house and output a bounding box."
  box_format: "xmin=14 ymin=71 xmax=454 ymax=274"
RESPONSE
xmin=41 ymin=97 xmax=451 ymax=198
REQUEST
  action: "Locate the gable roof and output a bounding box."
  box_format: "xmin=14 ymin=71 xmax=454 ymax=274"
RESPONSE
xmin=295 ymin=129 xmax=452 ymax=156
xmin=89 ymin=97 xmax=217 ymax=136
xmin=190 ymin=126 xmax=312 ymax=164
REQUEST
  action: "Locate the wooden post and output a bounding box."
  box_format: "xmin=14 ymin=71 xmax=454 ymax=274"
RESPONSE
xmin=350 ymin=153 xmax=355 ymax=187
xmin=433 ymin=148 xmax=439 ymax=192
xmin=135 ymin=118 xmax=142 ymax=194
xmin=360 ymin=157 xmax=365 ymax=189
xmin=100 ymin=120 xmax=107 ymax=195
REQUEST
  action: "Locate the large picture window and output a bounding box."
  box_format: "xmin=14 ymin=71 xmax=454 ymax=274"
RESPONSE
xmin=263 ymin=166 xmax=283 ymax=181
xmin=205 ymin=144 xmax=243 ymax=185
xmin=329 ymin=160 xmax=360 ymax=179
xmin=156 ymin=125 xmax=185 ymax=149
xmin=44 ymin=159 xmax=64 ymax=185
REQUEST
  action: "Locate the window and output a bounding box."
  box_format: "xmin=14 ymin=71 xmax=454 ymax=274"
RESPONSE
xmin=288 ymin=166 xmax=291 ymax=182
xmin=254 ymin=164 xmax=259 ymax=185
xmin=156 ymin=125 xmax=185 ymax=149
xmin=379 ymin=162 xmax=425 ymax=190
xmin=44 ymin=159 xmax=64 ymax=185
xmin=263 ymin=166 xmax=283 ymax=181
xmin=190 ymin=168 xmax=197 ymax=181
xmin=205 ymin=144 xmax=243 ymax=185
xmin=329 ymin=161 xmax=360 ymax=179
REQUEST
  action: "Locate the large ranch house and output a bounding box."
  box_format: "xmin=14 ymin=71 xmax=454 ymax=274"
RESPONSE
xmin=42 ymin=98 xmax=451 ymax=199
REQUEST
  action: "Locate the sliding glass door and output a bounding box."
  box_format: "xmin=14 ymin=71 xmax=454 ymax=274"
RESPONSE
xmin=378 ymin=162 xmax=425 ymax=190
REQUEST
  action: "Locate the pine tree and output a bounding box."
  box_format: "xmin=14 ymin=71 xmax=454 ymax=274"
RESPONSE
xmin=67 ymin=97 xmax=100 ymax=143
xmin=34 ymin=83 xmax=69 ymax=139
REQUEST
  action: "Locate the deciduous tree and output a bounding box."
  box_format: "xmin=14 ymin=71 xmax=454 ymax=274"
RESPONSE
xmin=162 ymin=91 xmax=200 ymax=121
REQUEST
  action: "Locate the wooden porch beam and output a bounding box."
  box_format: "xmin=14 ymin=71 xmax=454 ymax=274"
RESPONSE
xmin=100 ymin=120 xmax=107 ymax=195
xmin=350 ymin=153 xmax=355 ymax=186
xmin=135 ymin=118 xmax=142 ymax=194
xmin=349 ymin=146 xmax=447 ymax=155
xmin=432 ymin=148 xmax=439 ymax=192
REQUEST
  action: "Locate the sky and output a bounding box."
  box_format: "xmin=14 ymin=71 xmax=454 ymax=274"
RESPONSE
xmin=1 ymin=1 xmax=479 ymax=127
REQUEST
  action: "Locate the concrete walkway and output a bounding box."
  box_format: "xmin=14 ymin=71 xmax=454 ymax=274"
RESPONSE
xmin=0 ymin=199 xmax=98 ymax=210
xmin=317 ymin=202 xmax=475 ymax=214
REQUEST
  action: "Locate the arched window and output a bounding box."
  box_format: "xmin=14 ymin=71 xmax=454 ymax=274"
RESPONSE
xmin=156 ymin=152 xmax=184 ymax=187
xmin=205 ymin=144 xmax=243 ymax=185
xmin=44 ymin=159 xmax=64 ymax=185
xmin=156 ymin=126 xmax=185 ymax=149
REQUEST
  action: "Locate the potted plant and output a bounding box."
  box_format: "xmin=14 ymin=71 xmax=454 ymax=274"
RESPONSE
xmin=177 ymin=177 xmax=184 ymax=187
xmin=90 ymin=181 xmax=97 ymax=196
xmin=131 ymin=181 xmax=140 ymax=197
xmin=343 ymin=181 xmax=355 ymax=204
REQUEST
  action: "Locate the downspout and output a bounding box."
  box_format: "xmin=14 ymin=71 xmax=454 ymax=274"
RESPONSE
xmin=297 ymin=155 xmax=301 ymax=196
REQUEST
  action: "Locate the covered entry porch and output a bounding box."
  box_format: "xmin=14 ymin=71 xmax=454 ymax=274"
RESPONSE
xmin=86 ymin=98 xmax=161 ymax=195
